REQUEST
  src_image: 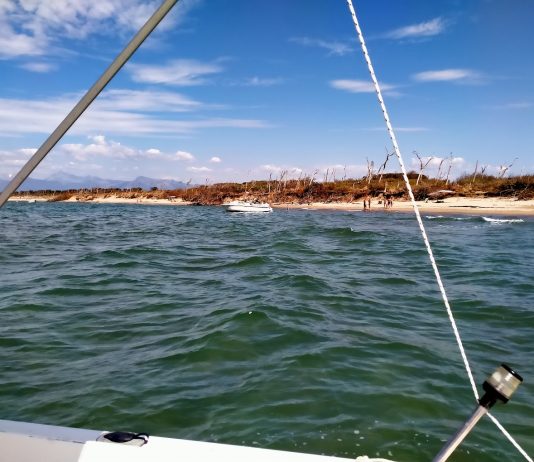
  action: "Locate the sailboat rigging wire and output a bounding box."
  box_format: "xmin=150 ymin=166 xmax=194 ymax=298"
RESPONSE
xmin=345 ymin=1 xmax=532 ymax=460
xmin=0 ymin=0 xmax=180 ymax=209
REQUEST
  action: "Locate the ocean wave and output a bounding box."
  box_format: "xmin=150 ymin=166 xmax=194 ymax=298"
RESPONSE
xmin=425 ymin=215 xmax=476 ymax=221
xmin=425 ymin=215 xmax=524 ymax=224
xmin=482 ymin=217 xmax=524 ymax=224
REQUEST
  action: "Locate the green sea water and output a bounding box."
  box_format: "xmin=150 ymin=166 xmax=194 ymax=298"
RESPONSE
xmin=0 ymin=202 xmax=533 ymax=461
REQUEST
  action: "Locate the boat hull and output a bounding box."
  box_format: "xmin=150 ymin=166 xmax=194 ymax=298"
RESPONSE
xmin=0 ymin=419 xmax=394 ymax=462
xmin=224 ymin=201 xmax=273 ymax=213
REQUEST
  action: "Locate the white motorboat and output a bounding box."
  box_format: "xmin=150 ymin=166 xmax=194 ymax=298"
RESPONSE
xmin=224 ymin=200 xmax=273 ymax=213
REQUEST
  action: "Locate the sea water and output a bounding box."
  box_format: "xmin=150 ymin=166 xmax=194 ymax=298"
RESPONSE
xmin=0 ymin=202 xmax=533 ymax=461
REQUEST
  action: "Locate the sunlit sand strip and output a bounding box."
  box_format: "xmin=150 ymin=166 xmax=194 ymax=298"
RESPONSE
xmin=8 ymin=195 xmax=534 ymax=215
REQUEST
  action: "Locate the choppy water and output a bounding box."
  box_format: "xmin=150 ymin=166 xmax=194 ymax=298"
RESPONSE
xmin=1 ymin=202 xmax=533 ymax=461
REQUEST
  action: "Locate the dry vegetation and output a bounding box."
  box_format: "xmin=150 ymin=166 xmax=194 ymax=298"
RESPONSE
xmin=13 ymin=172 xmax=534 ymax=204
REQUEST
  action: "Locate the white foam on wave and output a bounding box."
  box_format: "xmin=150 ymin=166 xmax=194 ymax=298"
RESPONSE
xmin=425 ymin=215 xmax=471 ymax=221
xmin=482 ymin=217 xmax=524 ymax=224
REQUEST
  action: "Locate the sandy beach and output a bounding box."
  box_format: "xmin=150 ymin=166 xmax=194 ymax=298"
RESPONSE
xmin=278 ymin=197 xmax=534 ymax=216
xmin=8 ymin=194 xmax=534 ymax=216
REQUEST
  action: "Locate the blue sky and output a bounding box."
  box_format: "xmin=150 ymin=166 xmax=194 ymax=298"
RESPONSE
xmin=1 ymin=0 xmax=533 ymax=183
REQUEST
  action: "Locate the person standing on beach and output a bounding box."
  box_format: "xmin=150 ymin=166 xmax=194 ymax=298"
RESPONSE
xmin=364 ymin=194 xmax=371 ymax=211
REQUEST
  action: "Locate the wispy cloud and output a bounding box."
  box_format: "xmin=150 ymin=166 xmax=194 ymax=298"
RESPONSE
xmin=496 ymin=101 xmax=533 ymax=110
xmin=364 ymin=126 xmax=429 ymax=133
xmin=290 ymin=37 xmax=352 ymax=56
xmin=0 ymin=0 xmax=201 ymax=59
xmin=209 ymin=156 xmax=222 ymax=163
xmin=0 ymin=90 xmax=268 ymax=137
xmin=0 ymin=148 xmax=36 ymax=177
xmin=0 ymin=29 xmax=45 ymax=58
xmin=19 ymin=62 xmax=57 ymax=73
xmin=384 ymin=17 xmax=447 ymax=40
xmin=242 ymin=76 xmax=284 ymax=87
xmin=95 ymin=89 xmax=202 ymax=112
xmin=330 ymin=79 xmax=397 ymax=94
xmin=128 ymin=59 xmax=223 ymax=86
xmin=412 ymin=69 xmax=482 ymax=83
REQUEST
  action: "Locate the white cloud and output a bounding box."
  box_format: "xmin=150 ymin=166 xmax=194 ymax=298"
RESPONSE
xmin=260 ymin=164 xmax=283 ymax=174
xmin=0 ymin=91 xmax=268 ymax=136
xmin=0 ymin=148 xmax=36 ymax=177
xmin=413 ymin=69 xmax=481 ymax=83
xmin=0 ymin=136 xmax=208 ymax=179
xmin=18 ymin=148 xmax=38 ymax=156
xmin=0 ymin=19 xmax=46 ymax=58
xmin=410 ymin=155 xmax=466 ymax=177
xmin=259 ymin=164 xmax=303 ymax=177
xmin=174 ymin=150 xmax=195 ymax=161
xmin=209 ymin=156 xmax=221 ymax=163
xmin=243 ymin=76 xmax=284 ymax=87
xmin=317 ymin=164 xmax=367 ymax=180
xmin=59 ymin=135 xmax=137 ymax=161
xmin=330 ymin=79 xmax=396 ymax=93
xmin=19 ymin=62 xmax=56 ymax=73
xmin=145 ymin=148 xmax=162 ymax=158
xmin=364 ymin=126 xmax=429 ymax=132
xmin=500 ymin=102 xmax=533 ymax=110
xmin=0 ymin=0 xmax=201 ymax=59
xmin=290 ymin=37 xmax=352 ymax=56
xmin=94 ymin=89 xmax=202 ymax=112
xmin=385 ymin=17 xmax=447 ymax=40
xmin=187 ymin=166 xmax=211 ymax=172
xmin=128 ymin=59 xmax=223 ymax=86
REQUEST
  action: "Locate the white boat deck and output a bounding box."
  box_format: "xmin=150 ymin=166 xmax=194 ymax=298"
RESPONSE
xmin=0 ymin=419 xmax=396 ymax=462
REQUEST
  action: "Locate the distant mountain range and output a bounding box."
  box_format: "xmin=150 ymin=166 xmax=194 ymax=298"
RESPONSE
xmin=0 ymin=172 xmax=189 ymax=191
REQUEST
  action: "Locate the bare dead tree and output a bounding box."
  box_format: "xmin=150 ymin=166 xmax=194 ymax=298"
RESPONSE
xmin=471 ymin=160 xmax=479 ymax=184
xmin=342 ymin=165 xmax=347 ymax=181
xmin=445 ymin=153 xmax=455 ymax=185
xmin=481 ymin=165 xmax=488 ymax=175
xmin=309 ymin=169 xmax=318 ymax=187
xmin=366 ymin=157 xmax=375 ymax=184
xmin=185 ymin=178 xmax=192 ymax=200
xmin=276 ymin=170 xmax=286 ymax=193
xmin=414 ymin=151 xmax=433 ymax=185
xmin=498 ymin=157 xmax=518 ymax=178
xmin=436 ymin=158 xmax=446 ymax=180
xmin=280 ymin=170 xmax=288 ymax=192
xmin=377 ymin=148 xmax=395 ymax=183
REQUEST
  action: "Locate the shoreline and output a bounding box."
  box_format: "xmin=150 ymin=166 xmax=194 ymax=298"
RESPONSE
xmin=8 ymin=195 xmax=534 ymax=216
xmin=275 ymin=197 xmax=534 ymax=216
